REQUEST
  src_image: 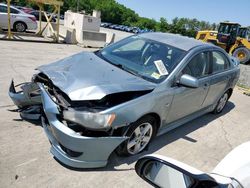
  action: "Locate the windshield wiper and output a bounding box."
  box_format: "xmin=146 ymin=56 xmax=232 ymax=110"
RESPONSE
xmin=117 ymin=64 xmax=151 ymax=81
xmin=110 ymin=63 xmax=138 ymax=76
xmin=95 ymin=51 xmax=151 ymax=81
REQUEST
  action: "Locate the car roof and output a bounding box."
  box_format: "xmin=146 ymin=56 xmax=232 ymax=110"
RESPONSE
xmin=0 ymin=3 xmax=18 ymax=10
xmin=220 ymin=22 xmax=240 ymax=25
xmin=139 ymin=32 xmax=211 ymax=51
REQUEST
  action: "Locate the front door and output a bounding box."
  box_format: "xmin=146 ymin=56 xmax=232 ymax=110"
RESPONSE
xmin=167 ymin=52 xmax=211 ymax=123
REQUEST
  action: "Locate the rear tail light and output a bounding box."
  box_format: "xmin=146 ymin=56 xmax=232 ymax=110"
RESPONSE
xmin=28 ymin=16 xmax=36 ymax=22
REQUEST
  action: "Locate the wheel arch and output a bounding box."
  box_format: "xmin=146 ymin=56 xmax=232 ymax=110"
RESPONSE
xmin=137 ymin=112 xmax=161 ymax=133
xmin=226 ymin=88 xmax=233 ymax=99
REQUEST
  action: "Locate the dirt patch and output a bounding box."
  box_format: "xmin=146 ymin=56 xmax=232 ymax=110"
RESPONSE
xmin=238 ymin=64 xmax=250 ymax=88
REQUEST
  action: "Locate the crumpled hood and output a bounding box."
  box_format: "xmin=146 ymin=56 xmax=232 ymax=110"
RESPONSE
xmin=37 ymin=52 xmax=156 ymax=101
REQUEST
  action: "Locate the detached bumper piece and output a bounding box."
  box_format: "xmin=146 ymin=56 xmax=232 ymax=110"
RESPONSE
xmin=39 ymin=83 xmax=127 ymax=168
xmin=9 ymin=80 xmax=41 ymax=107
xmin=9 ymin=80 xmax=42 ymax=120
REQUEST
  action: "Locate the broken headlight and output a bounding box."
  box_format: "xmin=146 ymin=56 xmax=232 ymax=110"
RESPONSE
xmin=63 ymin=109 xmax=116 ymax=130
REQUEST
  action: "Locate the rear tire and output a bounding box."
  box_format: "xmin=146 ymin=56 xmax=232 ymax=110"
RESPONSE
xmin=233 ymin=47 xmax=250 ymax=64
xmin=213 ymin=92 xmax=229 ymax=114
xmin=14 ymin=21 xmax=27 ymax=32
xmin=116 ymin=116 xmax=157 ymax=156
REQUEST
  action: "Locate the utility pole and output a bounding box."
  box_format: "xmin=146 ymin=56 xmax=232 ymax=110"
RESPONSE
xmin=7 ymin=0 xmax=12 ymax=39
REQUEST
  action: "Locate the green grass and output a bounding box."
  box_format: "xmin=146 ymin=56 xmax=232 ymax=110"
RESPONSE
xmin=237 ymin=83 xmax=250 ymax=90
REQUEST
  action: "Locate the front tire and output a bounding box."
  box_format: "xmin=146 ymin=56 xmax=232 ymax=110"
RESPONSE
xmin=14 ymin=22 xmax=27 ymax=32
xmin=213 ymin=92 xmax=229 ymax=114
xmin=233 ymin=47 xmax=250 ymax=64
xmin=117 ymin=116 xmax=157 ymax=156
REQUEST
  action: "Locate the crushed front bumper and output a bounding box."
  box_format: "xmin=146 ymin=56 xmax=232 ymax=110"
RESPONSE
xmin=39 ymin=83 xmax=127 ymax=168
xmin=8 ymin=80 xmax=41 ymax=108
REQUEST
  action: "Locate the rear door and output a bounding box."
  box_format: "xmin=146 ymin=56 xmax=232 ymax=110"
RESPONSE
xmin=166 ymin=51 xmax=211 ymax=123
xmin=202 ymin=51 xmax=231 ymax=107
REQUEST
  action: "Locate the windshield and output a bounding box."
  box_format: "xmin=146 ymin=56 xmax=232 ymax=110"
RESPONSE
xmin=218 ymin=24 xmax=239 ymax=35
xmin=97 ymin=35 xmax=186 ymax=83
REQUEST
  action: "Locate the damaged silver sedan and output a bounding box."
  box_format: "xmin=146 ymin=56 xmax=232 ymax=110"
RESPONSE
xmin=9 ymin=33 xmax=240 ymax=168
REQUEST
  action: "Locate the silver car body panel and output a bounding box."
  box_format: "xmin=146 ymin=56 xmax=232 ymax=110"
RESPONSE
xmin=100 ymin=45 xmax=240 ymax=132
xmin=37 ymin=52 xmax=156 ymax=101
xmin=39 ymin=83 xmax=127 ymax=168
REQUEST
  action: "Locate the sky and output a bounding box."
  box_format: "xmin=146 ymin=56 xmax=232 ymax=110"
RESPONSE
xmin=116 ymin=0 xmax=250 ymax=26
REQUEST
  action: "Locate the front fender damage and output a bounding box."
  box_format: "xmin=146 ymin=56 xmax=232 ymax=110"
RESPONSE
xmin=9 ymin=80 xmax=130 ymax=168
xmin=39 ymin=83 xmax=128 ymax=168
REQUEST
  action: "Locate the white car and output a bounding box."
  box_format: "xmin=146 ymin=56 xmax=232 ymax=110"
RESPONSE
xmin=135 ymin=142 xmax=250 ymax=188
xmin=0 ymin=3 xmax=37 ymax=32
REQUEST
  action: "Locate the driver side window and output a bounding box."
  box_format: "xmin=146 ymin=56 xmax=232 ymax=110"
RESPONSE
xmin=182 ymin=52 xmax=209 ymax=78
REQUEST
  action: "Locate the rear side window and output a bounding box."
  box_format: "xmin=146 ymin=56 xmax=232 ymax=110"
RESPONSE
xmin=212 ymin=51 xmax=230 ymax=73
xmin=182 ymin=52 xmax=209 ymax=78
xmin=0 ymin=5 xmax=7 ymax=13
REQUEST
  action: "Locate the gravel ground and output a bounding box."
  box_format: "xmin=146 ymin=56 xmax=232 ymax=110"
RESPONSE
xmin=238 ymin=64 xmax=250 ymax=88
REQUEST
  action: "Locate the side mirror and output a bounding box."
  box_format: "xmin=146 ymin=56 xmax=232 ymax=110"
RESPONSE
xmin=135 ymin=155 xmax=219 ymax=188
xmin=178 ymin=74 xmax=199 ymax=88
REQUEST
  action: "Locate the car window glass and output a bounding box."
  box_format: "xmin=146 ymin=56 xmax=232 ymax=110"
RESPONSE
xmin=10 ymin=8 xmax=19 ymax=14
xmin=114 ymin=39 xmax=145 ymax=51
xmin=0 ymin=5 xmax=7 ymax=13
xmin=182 ymin=52 xmax=209 ymax=78
xmin=212 ymin=51 xmax=229 ymax=73
xmin=100 ymin=36 xmax=186 ymax=83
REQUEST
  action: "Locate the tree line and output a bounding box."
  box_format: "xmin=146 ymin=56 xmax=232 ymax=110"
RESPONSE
xmin=11 ymin=0 xmax=248 ymax=38
xmin=62 ymin=0 xmax=218 ymax=37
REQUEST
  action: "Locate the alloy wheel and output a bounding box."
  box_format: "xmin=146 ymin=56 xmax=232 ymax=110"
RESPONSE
xmin=127 ymin=122 xmax=153 ymax=155
xmin=16 ymin=23 xmax=26 ymax=32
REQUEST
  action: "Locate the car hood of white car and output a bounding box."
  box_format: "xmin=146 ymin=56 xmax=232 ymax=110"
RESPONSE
xmin=213 ymin=141 xmax=250 ymax=188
